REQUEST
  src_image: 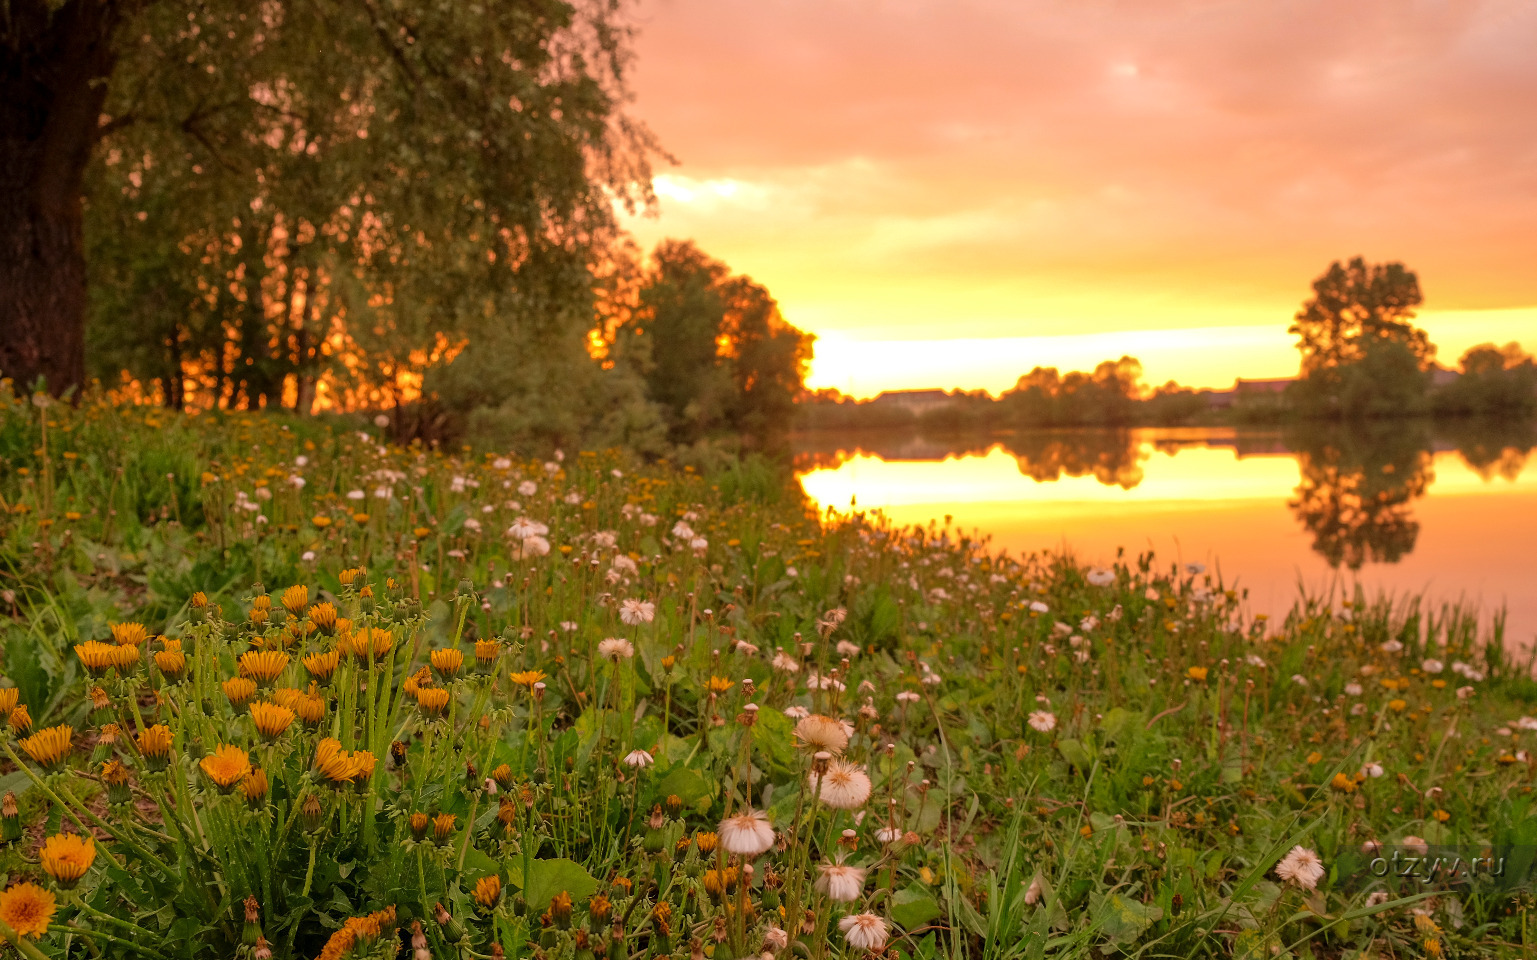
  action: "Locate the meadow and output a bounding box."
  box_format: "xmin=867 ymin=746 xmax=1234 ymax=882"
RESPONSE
xmin=0 ymin=391 xmax=1533 ymax=960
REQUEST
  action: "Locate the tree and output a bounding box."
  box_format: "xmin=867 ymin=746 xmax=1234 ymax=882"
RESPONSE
xmin=620 ymin=240 xmax=813 ymax=449
xmin=5 ymin=0 xmax=662 ymax=403
xmin=1432 ymin=342 xmax=1537 ymax=419
xmin=1286 ymin=257 xmax=1435 ymax=418
xmin=1287 ymin=421 xmax=1432 ymax=569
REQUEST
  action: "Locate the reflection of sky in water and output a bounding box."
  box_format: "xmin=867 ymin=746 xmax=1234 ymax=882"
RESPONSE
xmin=798 ymin=431 xmax=1537 ymax=649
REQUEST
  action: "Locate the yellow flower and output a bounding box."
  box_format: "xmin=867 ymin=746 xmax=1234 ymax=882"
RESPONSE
xmin=75 ymin=641 xmax=119 ymax=677
xmin=294 ymin=690 xmax=327 ymax=726
xmin=239 ymin=649 xmax=290 ymax=684
xmin=708 ymin=676 xmax=735 ymax=694
xmin=430 ymin=648 xmax=464 ymax=679
xmin=1388 ymin=699 xmax=1408 ymax=712
xmin=112 ymin=644 xmax=141 ymax=672
xmin=509 ymin=669 xmax=547 ymax=689
xmin=314 ymin=738 xmax=374 ymax=785
xmin=201 ymin=745 xmax=252 ymax=792
xmin=339 ymin=568 xmax=362 ymax=586
xmin=250 ymin=701 xmax=295 ymax=740
xmin=190 ymin=591 xmax=208 ymax=609
xmin=0 ymin=882 xmax=56 ymax=938
xmin=1187 ymin=666 xmax=1209 ymax=682
xmin=20 ymin=725 xmax=73 ymax=769
xmin=243 ymin=768 xmax=270 ymax=806
xmin=1432 ymin=809 xmax=1451 ymax=823
xmin=474 ymin=639 xmax=500 ymax=666
xmin=223 ymin=676 xmax=258 ymax=708
xmin=413 ymin=526 xmax=431 ymax=538
xmin=0 ymin=688 xmax=18 ymax=715
xmin=40 ymin=833 xmax=96 ymax=887
xmin=109 ymin=622 xmax=148 ymax=646
xmin=474 ymin=875 xmax=502 ymax=910
xmin=281 ymin=585 xmax=309 ymax=618
xmin=155 ymin=647 xmax=187 ymax=680
xmin=432 ymin=812 xmax=457 ymax=843
xmin=1306 ymin=751 xmax=1323 ymax=765
xmin=137 ymin=724 xmax=174 ymax=758
xmin=416 ymin=687 xmax=451 ymax=715
xmin=312 ymin=515 xmax=333 ymax=528
xmin=1330 ymin=772 xmax=1356 ymax=793
xmin=303 ymin=648 xmax=340 ymax=682
xmin=341 ymin=627 xmax=393 ymax=660
xmin=307 ymin=602 xmax=338 ymax=634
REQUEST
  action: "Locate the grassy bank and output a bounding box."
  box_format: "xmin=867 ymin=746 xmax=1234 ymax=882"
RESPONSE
xmin=0 ymin=395 xmax=1533 ymax=959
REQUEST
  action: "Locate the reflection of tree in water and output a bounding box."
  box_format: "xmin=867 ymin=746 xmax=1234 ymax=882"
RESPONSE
xmin=1441 ymin=418 xmax=1536 ymax=482
xmin=998 ymin=431 xmax=1146 ymax=489
xmin=1287 ymin=422 xmax=1433 ymax=570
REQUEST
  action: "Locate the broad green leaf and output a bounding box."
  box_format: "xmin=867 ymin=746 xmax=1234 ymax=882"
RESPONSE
xmin=509 ymin=858 xmax=599 ymax=911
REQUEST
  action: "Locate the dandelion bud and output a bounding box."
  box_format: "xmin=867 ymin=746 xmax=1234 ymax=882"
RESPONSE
xmin=432 ymin=813 xmax=457 ymax=845
xmin=1 ymin=792 xmax=20 ymax=844
xmin=434 ymin=902 xmax=466 ymax=943
xmin=465 ymin=760 xmax=479 ymax=791
xmin=301 ymin=794 xmax=323 ymax=833
xmin=243 ymin=768 xmax=270 ymax=809
xmin=242 ymin=896 xmax=263 ymax=945
xmin=254 ymin=936 xmax=273 ymax=960
xmin=409 ymin=812 xmax=430 ymax=841
xmin=665 ymin=794 xmax=683 ymax=818
xmin=390 ymin=740 xmax=409 ymax=769
xmin=550 ymin=890 xmax=574 ymax=929
xmin=102 ymin=760 xmax=132 ymax=805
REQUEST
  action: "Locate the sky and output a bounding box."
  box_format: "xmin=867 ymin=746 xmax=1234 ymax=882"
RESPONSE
xmin=615 ymin=0 xmax=1537 ymax=396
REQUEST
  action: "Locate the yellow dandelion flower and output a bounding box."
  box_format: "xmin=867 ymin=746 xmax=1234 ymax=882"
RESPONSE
xmin=1388 ymin=699 xmax=1408 ymax=712
xmin=474 ymin=875 xmax=502 ymax=910
xmin=239 ymin=649 xmax=290 ymax=684
xmin=1187 ymin=666 xmax=1209 ymax=682
xmin=40 ymin=833 xmax=96 ymax=887
xmin=75 ymin=641 xmax=119 ymax=677
xmin=307 ymin=602 xmax=338 ymax=634
xmin=403 ymin=667 xmax=431 ymax=699
xmin=137 ymin=724 xmax=173 ymax=759
xmin=111 ymin=644 xmax=141 ymax=672
xmin=0 ymin=882 xmax=56 ymax=938
xmin=223 ymin=676 xmax=258 ymax=708
xmin=88 ymin=686 xmax=110 ymax=711
xmin=155 ymin=647 xmax=187 ymax=680
xmin=432 ymin=812 xmax=456 ymax=842
xmin=416 ymin=687 xmax=450 ymax=715
xmin=109 ymin=622 xmax=148 ymax=646
xmin=1330 ymin=772 xmax=1357 ymax=793
xmin=252 ymin=595 xmax=273 ymax=613
xmin=294 ymin=690 xmax=326 ymax=726
xmin=509 ymin=669 xmax=547 ymax=689
xmin=430 ymin=648 xmax=464 ymax=679
xmin=281 ymin=585 xmax=309 ymax=617
xmin=312 ymin=515 xmax=332 ymax=528
xmin=339 ymin=568 xmax=362 ymax=586
xmin=409 ymin=812 xmax=430 ymax=840
xmin=303 ymin=648 xmax=340 ymax=682
xmin=201 ymin=745 xmax=251 ymax=791
xmin=0 ymin=688 xmax=19 ymax=715
xmin=1432 ymin=809 xmax=1451 ymax=822
xmin=243 ymin=768 xmax=269 ymax=806
xmin=695 ymin=831 xmax=719 ymax=854
xmin=250 ymin=701 xmax=295 ymax=740
xmin=20 ymin=725 xmax=73 ymax=769
xmin=708 ymin=676 xmax=735 ymax=694
xmin=474 ymin=639 xmax=500 ymax=665
xmin=190 ymin=591 xmax=208 ymax=609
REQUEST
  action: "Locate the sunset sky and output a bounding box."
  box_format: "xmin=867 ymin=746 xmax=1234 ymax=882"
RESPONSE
xmin=617 ymin=0 xmax=1537 ymax=396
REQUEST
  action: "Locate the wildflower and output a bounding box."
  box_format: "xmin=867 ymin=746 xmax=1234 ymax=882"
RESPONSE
xmin=138 ymin=724 xmax=173 ymax=761
xmin=243 ymin=768 xmax=270 ymax=806
xmin=75 ymin=640 xmax=119 ymax=677
xmin=809 ymin=760 xmax=873 ymax=809
xmin=432 ymin=813 xmax=457 ymax=843
xmin=224 ymin=676 xmax=258 ymax=708
xmin=794 ymin=714 xmax=850 ymax=755
xmin=430 ymin=648 xmax=464 ymax=679
xmin=40 ymin=833 xmax=96 ymax=888
xmin=201 ymin=745 xmax=252 ymax=792
xmin=154 ymin=647 xmax=188 ymax=680
xmin=250 ymin=701 xmax=295 ymax=740
xmin=474 ymin=639 xmax=500 ymax=667
xmin=1379 ymin=640 xmax=1403 ymax=654
xmin=281 ymin=585 xmax=309 ymax=617
xmin=619 ymin=599 xmax=655 ymax=625
xmin=598 ymin=638 xmax=635 ymax=661
xmin=0 ymin=882 xmax=56 ymax=938
xmin=416 ymin=687 xmax=451 ymax=715
xmin=1027 ymin=710 xmax=1057 ymax=733
xmin=1421 ymin=659 xmax=1444 ymax=674
xmin=1187 ymin=666 xmax=1208 ymax=682
xmin=624 ymin=749 xmax=654 ymax=768
xmin=239 ymin=650 xmax=290 ymax=685
xmin=1086 ymin=568 xmax=1115 ymax=587
xmin=1362 ymin=762 xmax=1385 ymax=778
xmin=1023 ymin=876 xmax=1045 ymax=904
xmin=0 ymin=688 xmax=16 ymax=715
xmin=815 ymin=862 xmax=867 ymax=901
xmin=8 ymin=705 xmax=30 ymax=732
xmin=764 ymin=926 xmax=789 ymax=951
xmin=1344 ymin=682 xmax=1363 ymax=696
xmin=509 ymin=669 xmax=548 ymax=688
xmin=1402 ymin=836 xmax=1429 ymax=856
xmin=308 ymin=603 xmax=339 ymax=635
xmin=838 ymin=914 xmax=889 ymax=952
xmin=1275 ymin=845 xmax=1325 ymax=891
xmin=896 ymin=691 xmax=920 ymax=704
xmin=1455 ymin=684 xmax=1475 ymax=700
xmin=473 ymin=875 xmax=501 ymax=910
xmin=718 ymin=809 xmax=775 ymax=857
xmin=304 ymin=649 xmax=340 ymax=683
xmin=1330 ymin=772 xmax=1356 ymax=793
xmin=20 ymin=725 xmax=73 ymax=770
xmin=1388 ymin=699 xmax=1408 ymax=712
xmin=110 ymin=622 xmax=148 ymax=646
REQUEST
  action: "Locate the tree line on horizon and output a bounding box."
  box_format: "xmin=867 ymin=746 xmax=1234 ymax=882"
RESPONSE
xmin=2 ymin=0 xmax=812 ymax=457
xmin=799 ymin=257 xmax=1537 ymax=434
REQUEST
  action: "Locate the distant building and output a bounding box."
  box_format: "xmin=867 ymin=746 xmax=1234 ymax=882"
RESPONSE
xmin=1430 ymin=366 xmax=1461 ymax=387
xmin=869 ymin=389 xmax=954 ymax=414
xmin=1205 ymin=376 xmax=1295 ymax=410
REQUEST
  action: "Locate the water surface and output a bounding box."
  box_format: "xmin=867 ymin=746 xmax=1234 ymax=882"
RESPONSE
xmin=796 ymin=423 xmax=1537 ymax=648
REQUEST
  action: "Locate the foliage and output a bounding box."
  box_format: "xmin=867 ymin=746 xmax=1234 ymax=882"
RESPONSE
xmin=1434 ymin=343 xmax=1537 ymax=419
xmin=0 ymin=397 xmax=1533 ymax=958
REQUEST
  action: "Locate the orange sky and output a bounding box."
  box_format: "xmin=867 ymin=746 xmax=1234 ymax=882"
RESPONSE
xmin=617 ymin=0 xmax=1537 ymax=396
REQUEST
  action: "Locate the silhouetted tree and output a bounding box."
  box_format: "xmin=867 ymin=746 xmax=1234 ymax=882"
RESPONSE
xmin=1287 ymin=422 xmax=1432 ymax=569
xmin=1433 ymin=342 xmax=1537 ymax=419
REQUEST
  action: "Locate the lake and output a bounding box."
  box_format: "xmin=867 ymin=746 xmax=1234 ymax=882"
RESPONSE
xmin=795 ymin=421 xmax=1537 ymax=650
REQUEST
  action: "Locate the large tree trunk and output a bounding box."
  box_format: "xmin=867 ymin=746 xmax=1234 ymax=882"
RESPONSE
xmin=0 ymin=1 xmax=123 ymax=398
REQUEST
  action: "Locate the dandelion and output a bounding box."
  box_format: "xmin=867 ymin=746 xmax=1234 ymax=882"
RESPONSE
xmin=717 ymin=809 xmax=775 ymax=857
xmin=243 ymin=768 xmax=270 ymax=806
xmin=1086 ymin=568 xmax=1115 ymax=587
xmin=1379 ymin=640 xmax=1403 ymax=654
xmin=598 ymin=638 xmax=635 ymax=661
xmin=416 ymin=687 xmax=451 ymax=715
xmin=474 ymin=875 xmax=501 ymax=910
xmin=308 ymin=602 xmax=339 ymax=634
xmin=304 ymin=648 xmax=340 ymax=682
xmin=815 ymin=862 xmax=867 ymax=901
xmin=1344 ymin=682 xmax=1363 ymax=696
xmin=0 ymin=688 xmax=16 ymax=715
xmin=1362 ymin=762 xmax=1385 ymax=778
xmin=1421 ymin=659 xmax=1444 ymax=674
xmin=432 ymin=813 xmax=457 ymax=843
xmin=1187 ymin=666 xmax=1208 ymax=682
xmin=224 ymin=676 xmax=258 ymax=708
xmin=430 ymin=648 xmax=464 ymax=679
xmin=250 ymin=701 xmax=295 ymax=740
xmin=281 ymin=585 xmax=309 ymax=617
xmin=138 ymin=724 xmax=173 ymax=759
xmin=155 ymin=647 xmax=188 ymax=680
xmin=75 ymin=641 xmax=119 ymax=677
xmin=110 ymin=622 xmax=148 ymax=646
xmin=623 ymin=749 xmax=654 ymax=768
xmin=0 ymin=882 xmax=56 ymax=938
xmin=239 ymin=650 xmax=290 ymax=684
xmin=1027 ymin=710 xmax=1057 ymax=733
xmin=808 ymin=760 xmax=872 ymax=809
xmin=20 ymin=725 xmax=73 ymax=770
xmin=201 ymin=745 xmax=252 ymax=792
xmin=793 ymin=714 xmax=850 ymax=755
xmin=619 ymin=598 xmax=656 ymax=625
xmin=838 ymin=914 xmax=889 ymax=952
xmin=772 ymin=651 xmax=801 ymax=673
xmin=1275 ymin=845 xmax=1325 ymax=891
xmin=510 ymin=669 xmax=548 ymax=688
xmin=40 ymin=833 xmax=96 ymax=887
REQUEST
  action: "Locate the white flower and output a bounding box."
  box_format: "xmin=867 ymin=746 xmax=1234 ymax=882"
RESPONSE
xmin=374 ymin=414 xmax=390 ymax=428
xmin=718 ymin=809 xmax=775 ymax=857
xmin=671 ymin=521 xmax=695 ymax=540
xmin=1086 ymin=568 xmax=1115 ymax=587
xmin=301 ymin=550 xmax=316 ymax=562
xmin=289 ymin=475 xmax=306 ymax=489
xmin=763 ymin=927 xmax=788 ymax=951
xmin=1515 ymin=717 xmax=1537 ymax=731
xmin=1029 ymin=601 xmax=1048 ymax=614
xmin=518 ymin=480 xmax=538 ymax=497
xmin=560 ymin=621 xmax=578 ymax=632
xmin=1275 ymin=845 xmax=1325 ymax=890
xmin=1362 ymin=762 xmax=1384 ymax=778
xmin=611 ymin=468 xmax=624 ymax=479
xmin=875 ymin=826 xmax=902 ymax=845
xmin=515 ymin=536 xmax=550 ymax=558
xmin=1421 ymin=659 xmax=1444 ymax=674
xmin=772 ymin=651 xmax=801 ymax=673
xmin=564 ymin=491 xmax=583 ymax=505
xmin=598 ymin=638 xmax=635 ymax=660
xmin=1379 ymin=640 xmax=1403 ymax=654
xmin=1246 ymin=655 xmax=1268 ymax=668
xmin=838 ymin=914 xmax=889 ymax=952
xmin=1291 ymin=674 xmax=1308 ymax=686
xmin=507 ymin=517 xmax=549 ymax=540
xmin=783 ymin=705 xmax=810 ymax=719
xmin=463 ymin=518 xmax=481 ymax=533
xmin=1144 ymin=587 xmax=1160 ymax=601
xmin=493 ymin=457 xmax=512 ymax=470
xmin=786 ymin=566 xmax=798 ymax=578
xmin=1401 ymin=836 xmax=1429 ymax=856
xmin=895 ymin=691 xmax=920 ymax=703
xmin=294 ymin=455 xmax=309 ymax=467
xmin=612 ymin=555 xmax=638 ymax=575
xmin=1027 ymin=710 xmax=1056 ymax=733
xmin=1456 ymin=685 xmax=1475 ymax=700
xmin=619 ymin=599 xmax=655 ymax=625
xmin=623 ymin=749 xmax=654 ymax=768
xmin=815 ymin=863 xmax=867 ymax=901
xmin=808 ymin=760 xmax=872 ymax=809
xmin=836 ymin=640 xmax=861 ymax=658
xmin=1344 ymin=682 xmax=1363 ymax=696
xmin=690 ymin=536 xmax=709 ymax=556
